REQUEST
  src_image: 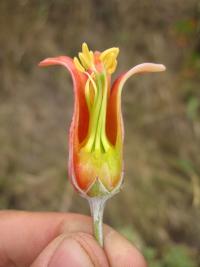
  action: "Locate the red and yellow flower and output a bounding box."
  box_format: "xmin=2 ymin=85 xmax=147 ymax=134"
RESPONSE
xmin=39 ymin=43 xmax=165 ymax=198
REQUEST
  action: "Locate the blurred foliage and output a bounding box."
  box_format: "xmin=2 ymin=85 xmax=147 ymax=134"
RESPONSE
xmin=119 ymin=226 xmax=198 ymax=267
xmin=186 ymin=96 xmax=199 ymax=121
xmin=188 ymin=52 xmax=200 ymax=71
xmin=174 ymin=19 xmax=197 ymax=35
xmin=144 ymin=245 xmax=197 ymax=267
xmin=0 ymin=0 xmax=200 ymax=265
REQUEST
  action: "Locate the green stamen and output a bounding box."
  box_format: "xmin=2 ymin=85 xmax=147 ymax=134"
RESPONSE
xmin=83 ymin=71 xmax=111 ymax=153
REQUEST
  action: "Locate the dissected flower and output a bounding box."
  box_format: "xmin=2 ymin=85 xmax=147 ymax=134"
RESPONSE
xmin=39 ymin=43 xmax=165 ymax=198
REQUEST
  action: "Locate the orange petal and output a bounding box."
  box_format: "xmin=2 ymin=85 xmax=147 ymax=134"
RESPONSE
xmin=39 ymin=56 xmax=89 ymax=144
xmin=106 ymin=63 xmax=166 ymax=146
xmin=39 ymin=56 xmax=89 ymax=193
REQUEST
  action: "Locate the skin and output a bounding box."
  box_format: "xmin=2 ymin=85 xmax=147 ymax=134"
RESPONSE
xmin=0 ymin=211 xmax=147 ymax=267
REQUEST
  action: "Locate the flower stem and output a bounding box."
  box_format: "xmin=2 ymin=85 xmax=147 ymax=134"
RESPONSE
xmin=88 ymin=197 xmax=107 ymax=247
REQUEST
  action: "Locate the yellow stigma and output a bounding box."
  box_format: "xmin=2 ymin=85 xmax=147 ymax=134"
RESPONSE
xmin=100 ymin=47 xmax=119 ymax=74
xmin=74 ymin=42 xmax=94 ymax=72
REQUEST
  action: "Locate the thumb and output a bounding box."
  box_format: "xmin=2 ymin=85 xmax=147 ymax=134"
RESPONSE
xmin=31 ymin=232 xmax=109 ymax=267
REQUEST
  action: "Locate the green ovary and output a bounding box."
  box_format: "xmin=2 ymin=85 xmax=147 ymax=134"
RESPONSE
xmin=78 ymin=146 xmax=122 ymax=192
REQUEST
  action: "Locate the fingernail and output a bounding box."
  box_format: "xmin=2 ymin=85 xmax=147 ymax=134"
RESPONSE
xmin=48 ymin=238 xmax=94 ymax=267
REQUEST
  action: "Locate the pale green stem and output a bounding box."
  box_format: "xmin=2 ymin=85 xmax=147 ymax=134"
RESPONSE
xmin=88 ymin=197 xmax=107 ymax=246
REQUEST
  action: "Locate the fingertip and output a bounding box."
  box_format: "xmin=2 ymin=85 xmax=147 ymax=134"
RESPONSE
xmin=31 ymin=232 xmax=109 ymax=267
xmin=104 ymin=228 xmax=147 ymax=267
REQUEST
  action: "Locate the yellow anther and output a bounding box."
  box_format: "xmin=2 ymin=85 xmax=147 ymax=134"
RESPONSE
xmin=74 ymin=57 xmax=85 ymax=72
xmin=107 ymin=60 xmax=117 ymax=74
xmin=104 ymin=53 xmax=115 ymax=69
xmin=74 ymin=43 xmax=95 ymax=72
xmin=82 ymin=42 xmax=89 ymax=54
xmin=89 ymin=51 xmax=94 ymax=61
xmin=79 ymin=52 xmax=90 ymax=69
xmin=82 ymin=42 xmax=93 ymax=62
xmin=74 ymin=43 xmax=119 ymax=74
xmin=100 ymin=47 xmax=119 ymax=61
xmin=105 ymin=55 xmax=118 ymax=74
xmin=100 ymin=47 xmax=119 ymax=74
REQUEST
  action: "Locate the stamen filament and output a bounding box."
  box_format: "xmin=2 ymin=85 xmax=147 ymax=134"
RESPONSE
xmin=84 ymin=72 xmax=111 ymax=153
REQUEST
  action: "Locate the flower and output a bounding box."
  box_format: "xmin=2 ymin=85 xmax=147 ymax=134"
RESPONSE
xmin=39 ymin=43 xmax=165 ymax=198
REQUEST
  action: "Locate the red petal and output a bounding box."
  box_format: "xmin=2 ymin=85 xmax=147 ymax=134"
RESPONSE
xmin=39 ymin=56 xmax=89 ymax=144
xmin=106 ymin=63 xmax=166 ymax=145
xmin=39 ymin=56 xmax=89 ymax=193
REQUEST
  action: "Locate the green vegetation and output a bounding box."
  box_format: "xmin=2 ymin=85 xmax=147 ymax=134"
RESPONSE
xmin=144 ymin=246 xmax=197 ymax=267
xmin=119 ymin=226 xmax=197 ymax=267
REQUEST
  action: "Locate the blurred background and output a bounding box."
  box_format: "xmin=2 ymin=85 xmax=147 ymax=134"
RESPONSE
xmin=0 ymin=0 xmax=200 ymax=266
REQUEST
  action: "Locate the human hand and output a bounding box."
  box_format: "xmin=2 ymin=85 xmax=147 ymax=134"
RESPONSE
xmin=0 ymin=211 xmax=147 ymax=267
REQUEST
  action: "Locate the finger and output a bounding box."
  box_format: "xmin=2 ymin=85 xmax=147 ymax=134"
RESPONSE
xmin=31 ymin=232 xmax=109 ymax=267
xmin=104 ymin=228 xmax=147 ymax=267
xmin=0 ymin=211 xmax=147 ymax=267
xmin=0 ymin=211 xmax=93 ymax=267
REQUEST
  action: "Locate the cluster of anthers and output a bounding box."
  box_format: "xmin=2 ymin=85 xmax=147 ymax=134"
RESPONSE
xmin=73 ymin=42 xmax=119 ymax=74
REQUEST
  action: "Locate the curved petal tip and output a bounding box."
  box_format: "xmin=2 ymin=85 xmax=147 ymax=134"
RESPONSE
xmin=138 ymin=63 xmax=166 ymax=72
xmin=38 ymin=58 xmax=53 ymax=67
xmin=157 ymin=64 xmax=166 ymax=71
